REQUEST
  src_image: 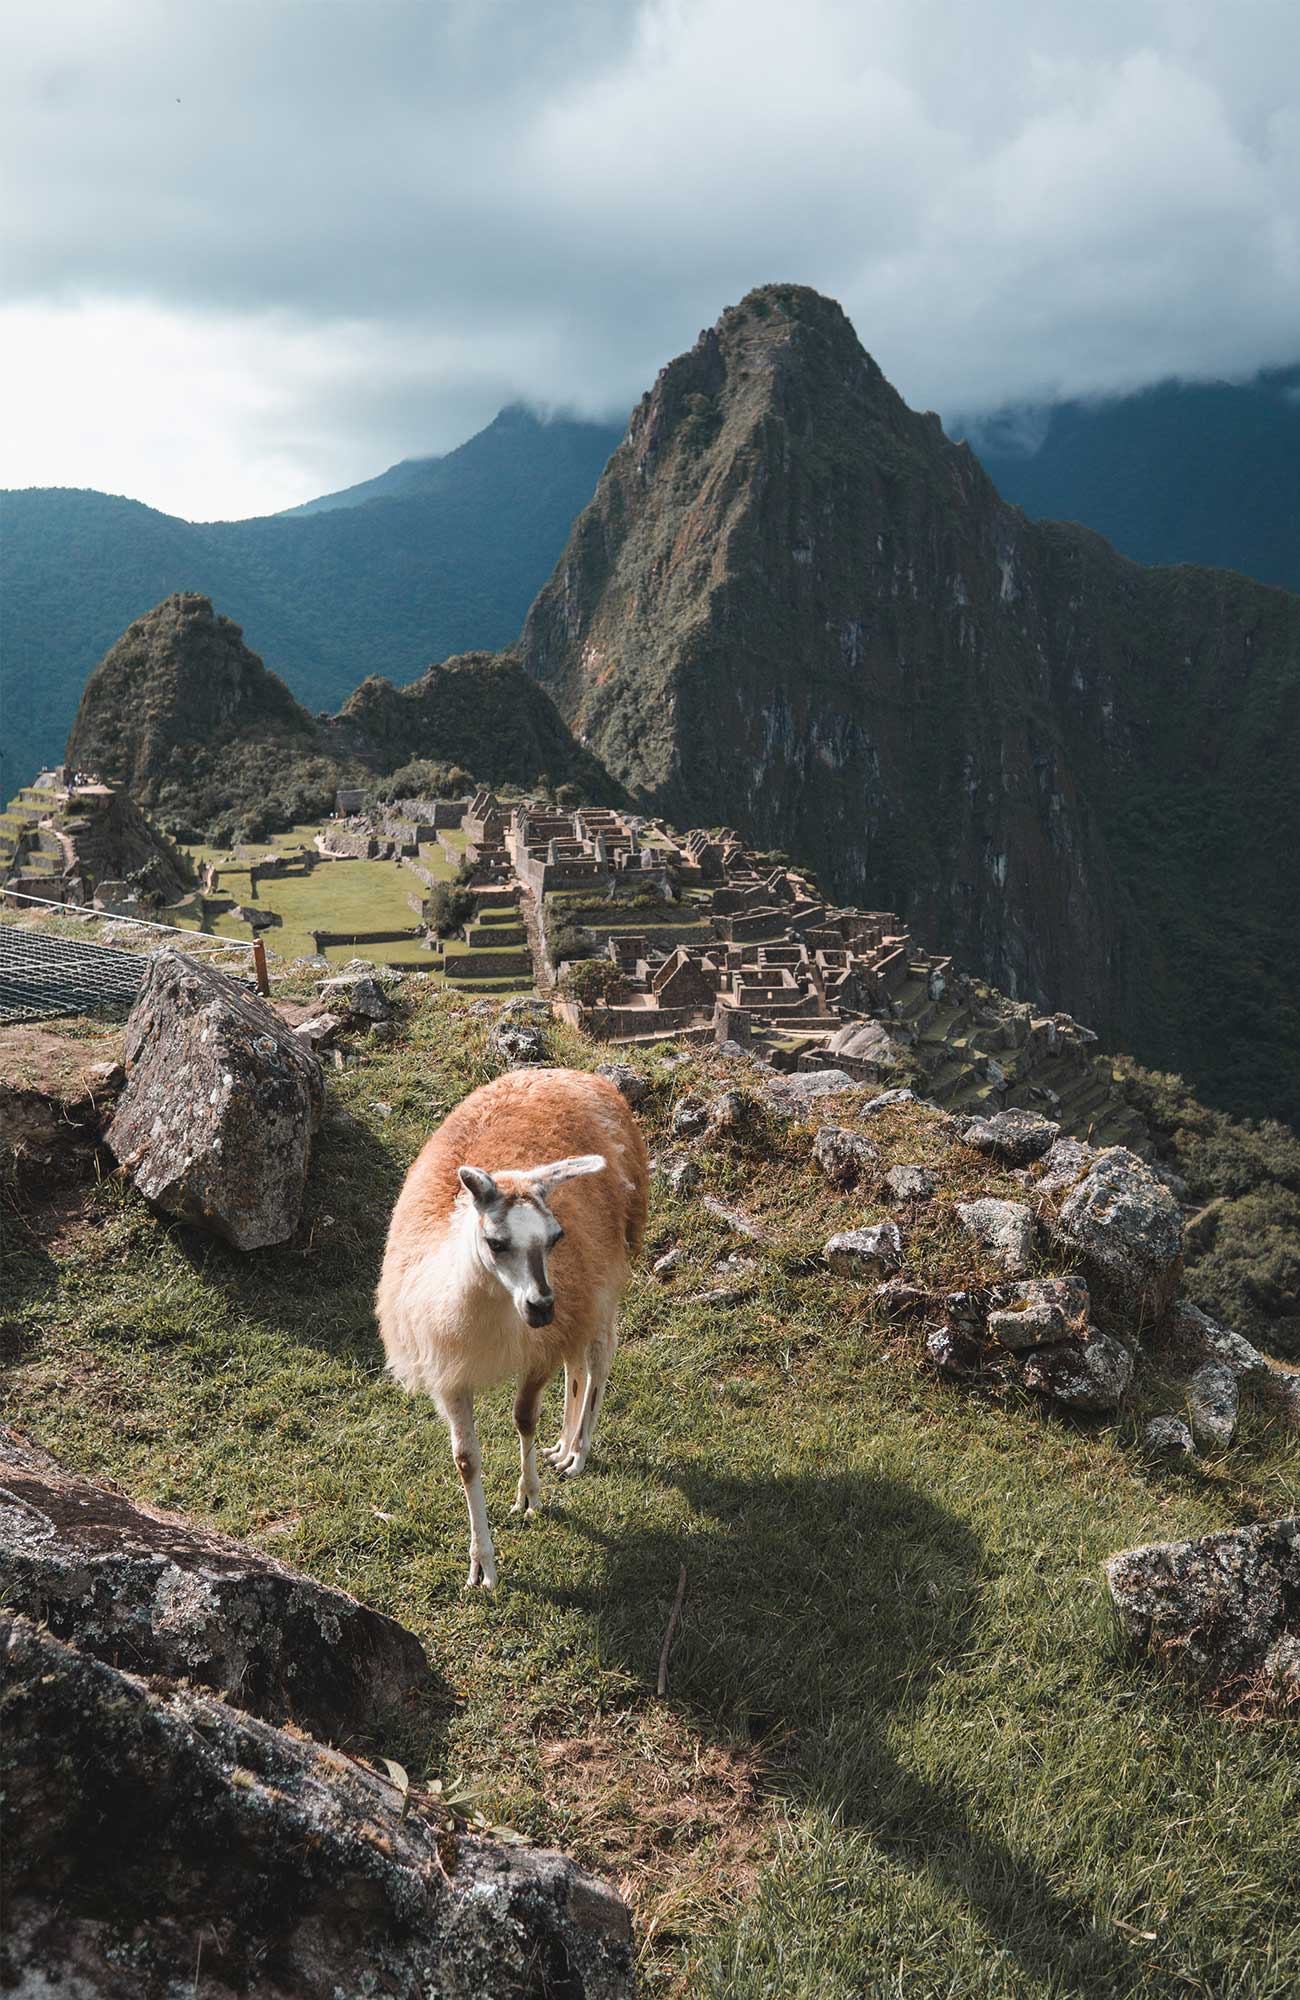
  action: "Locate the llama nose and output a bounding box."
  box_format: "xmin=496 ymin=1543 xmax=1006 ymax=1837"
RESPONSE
xmin=526 ymin=1294 xmax=554 ymax=1327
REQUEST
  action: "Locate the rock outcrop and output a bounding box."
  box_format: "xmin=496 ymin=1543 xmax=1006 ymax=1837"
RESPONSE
xmin=106 ymin=949 xmax=324 ymax=1249
xmin=1106 ymin=1518 xmax=1300 ymax=1701
xmin=0 ymin=1428 xmax=433 ymax=1742
xmin=1051 ymin=1147 xmax=1184 ymax=1323
xmin=1 ymin=1613 xmax=635 ymax=1999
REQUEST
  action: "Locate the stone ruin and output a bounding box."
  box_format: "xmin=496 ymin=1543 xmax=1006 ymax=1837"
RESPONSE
xmin=0 ymin=770 xmax=193 ymax=918
xmin=537 ymin=808 xmax=1146 ymax=1144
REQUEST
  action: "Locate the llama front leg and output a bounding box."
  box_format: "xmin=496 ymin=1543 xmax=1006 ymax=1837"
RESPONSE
xmin=543 ymin=1360 xmax=586 ymax=1467
xmin=512 ymin=1373 xmax=547 ymax=1516
xmin=443 ymin=1391 xmax=496 ymax=1589
xmin=555 ymin=1322 xmax=619 ymax=1479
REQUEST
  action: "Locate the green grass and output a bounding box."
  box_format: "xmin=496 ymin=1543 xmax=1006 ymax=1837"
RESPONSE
xmin=3 ymin=994 xmax=1297 ymax=1997
xmin=173 ymin=825 xmax=427 ymax=966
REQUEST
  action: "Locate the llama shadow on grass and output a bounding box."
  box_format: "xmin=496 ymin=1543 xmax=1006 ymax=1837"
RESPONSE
xmin=532 ymin=1461 xmax=1149 ymax=1995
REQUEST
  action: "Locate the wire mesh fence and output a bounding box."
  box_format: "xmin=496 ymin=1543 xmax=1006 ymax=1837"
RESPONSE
xmin=0 ymin=923 xmax=150 ymax=1024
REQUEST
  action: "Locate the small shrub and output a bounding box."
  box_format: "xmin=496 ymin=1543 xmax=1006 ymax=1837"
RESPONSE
xmin=426 ymin=882 xmax=475 ymax=938
xmin=559 ymin=959 xmax=626 ymax=1005
xmin=550 ymin=923 xmax=597 ymax=964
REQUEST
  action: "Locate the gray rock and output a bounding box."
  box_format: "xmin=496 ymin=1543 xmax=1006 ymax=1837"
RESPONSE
xmin=701 ymin=1194 xmax=769 ymax=1242
xmin=1035 ymin=1135 xmax=1094 ymax=1198
xmin=987 ymin=1276 xmax=1090 ymax=1349
xmin=926 ymin=1324 xmax=984 ymax=1376
xmin=1265 ymin=1633 xmax=1300 ymax=1700
xmin=874 ymin=1276 xmax=934 ymax=1314
xmin=106 ymin=950 xmax=324 ymax=1251
xmin=657 ymin=1154 xmax=700 ymax=1196
xmin=962 ymin=1108 xmax=1061 ymax=1164
xmin=0 ymin=1427 xmax=433 ymax=1742
xmin=709 ymin=1088 xmax=760 ymax=1133
xmin=292 ymin=1009 xmax=345 ymax=1048
xmin=672 ymin=1095 xmax=710 ymax=1138
xmin=1053 ymin=1147 xmax=1184 ymax=1323
xmin=595 ymin=1062 xmax=650 ymax=1107
xmin=955 ymin=1197 xmax=1035 ymax=1275
xmin=491 ymin=1020 xmax=548 ymax=1067
xmin=824 ymin=1221 xmax=903 ymax=1274
xmin=767 ymin=1068 xmax=857 ymax=1111
xmin=1169 ymin=1299 xmax=1269 ymax=1382
xmin=1186 ymin=1359 xmax=1240 ymax=1448
xmin=2 ymin=1614 xmax=634 ymax=1999
xmin=1022 ymin=1329 xmax=1134 ymax=1411
xmin=884 ymin=1163 xmax=935 ymax=1202
xmin=1142 ymin=1415 xmax=1196 ymax=1460
xmin=863 ymin=1087 xmax=916 ymax=1114
xmin=318 ymin=971 xmax=392 ymax=1022
xmin=812 ymin=1124 xmax=878 ymax=1187
xmin=1105 ymin=1516 xmax=1300 ymax=1689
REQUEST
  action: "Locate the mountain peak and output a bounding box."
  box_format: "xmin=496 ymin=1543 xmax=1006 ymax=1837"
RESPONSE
xmin=520 ymin=285 xmax=1300 ymax=1124
xmin=66 ymin=592 xmax=313 ymax=807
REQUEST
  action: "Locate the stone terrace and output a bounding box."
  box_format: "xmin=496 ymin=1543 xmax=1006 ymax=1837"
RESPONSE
xmin=538 ymin=806 xmax=1143 ymax=1145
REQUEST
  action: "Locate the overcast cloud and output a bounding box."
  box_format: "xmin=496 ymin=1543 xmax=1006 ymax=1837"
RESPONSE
xmin=3 ymin=0 xmax=1297 ymax=519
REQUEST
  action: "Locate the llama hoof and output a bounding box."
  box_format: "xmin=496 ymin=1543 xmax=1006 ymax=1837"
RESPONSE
xmin=555 ymin=1449 xmax=589 ymax=1479
xmin=542 ymin=1439 xmax=570 ymax=1466
xmin=511 ymin=1487 xmax=541 ymax=1517
xmin=465 ymin=1553 xmax=497 ymax=1589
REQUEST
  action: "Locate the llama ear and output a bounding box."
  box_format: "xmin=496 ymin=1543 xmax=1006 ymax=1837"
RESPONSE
xmin=529 ymin=1154 xmax=607 ymax=1194
xmin=458 ymin=1165 xmax=499 ymax=1208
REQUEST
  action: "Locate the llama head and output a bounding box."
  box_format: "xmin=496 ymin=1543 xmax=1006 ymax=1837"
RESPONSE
xmin=458 ymin=1155 xmax=606 ymax=1326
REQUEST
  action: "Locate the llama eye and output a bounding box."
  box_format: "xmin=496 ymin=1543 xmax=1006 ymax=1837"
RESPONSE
xmin=485 ymin=1235 xmax=510 ymax=1253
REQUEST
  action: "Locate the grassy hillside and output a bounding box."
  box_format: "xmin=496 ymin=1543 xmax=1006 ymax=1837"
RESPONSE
xmin=4 ymin=976 xmax=1296 ymax=1997
xmin=0 ymin=407 xmax=623 ymax=793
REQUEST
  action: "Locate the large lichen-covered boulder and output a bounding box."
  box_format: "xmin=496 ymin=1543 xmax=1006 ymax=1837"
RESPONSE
xmin=0 ymin=1427 xmax=432 ymax=1743
xmin=106 ymin=948 xmax=324 ymax=1249
xmin=1 ymin=1614 xmax=635 ymax=1999
xmin=1052 ymin=1146 xmax=1183 ymax=1323
xmin=1105 ymin=1518 xmax=1300 ymax=1698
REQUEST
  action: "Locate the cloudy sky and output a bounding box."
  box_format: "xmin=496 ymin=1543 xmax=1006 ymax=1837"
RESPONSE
xmin=3 ymin=0 xmax=1297 ymax=520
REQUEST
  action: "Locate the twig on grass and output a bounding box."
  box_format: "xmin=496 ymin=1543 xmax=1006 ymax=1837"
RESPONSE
xmin=657 ymin=1564 xmax=688 ymax=1698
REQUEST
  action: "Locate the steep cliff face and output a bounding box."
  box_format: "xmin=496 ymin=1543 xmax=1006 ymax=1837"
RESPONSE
xmin=520 ymin=286 xmax=1300 ymax=1121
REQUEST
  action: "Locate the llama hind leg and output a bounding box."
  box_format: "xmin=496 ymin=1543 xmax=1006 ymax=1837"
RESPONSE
xmin=555 ymin=1321 xmax=619 ymax=1480
xmin=512 ymin=1373 xmax=547 ymax=1516
xmin=543 ymin=1361 xmax=586 ymax=1467
xmin=442 ymin=1391 xmax=496 ymax=1589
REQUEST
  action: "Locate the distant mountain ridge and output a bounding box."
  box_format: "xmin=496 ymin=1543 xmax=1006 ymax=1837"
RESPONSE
xmin=0 ymin=406 xmax=623 ymax=795
xmin=966 ymin=366 xmax=1300 ymax=594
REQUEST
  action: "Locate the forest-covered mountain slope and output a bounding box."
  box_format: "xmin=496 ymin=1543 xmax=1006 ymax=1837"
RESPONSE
xmin=519 ymin=284 xmax=1300 ymax=1124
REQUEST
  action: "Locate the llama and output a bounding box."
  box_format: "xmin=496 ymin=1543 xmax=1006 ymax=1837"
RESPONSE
xmin=377 ymin=1066 xmax=649 ymax=1587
